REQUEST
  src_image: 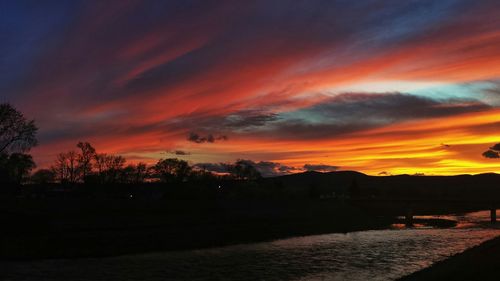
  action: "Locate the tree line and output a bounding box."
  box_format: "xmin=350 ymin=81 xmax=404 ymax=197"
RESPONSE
xmin=0 ymin=103 xmax=264 ymax=186
xmin=0 ymin=103 xmax=37 ymax=185
xmin=38 ymin=142 xmax=262 ymax=185
xmin=0 ymin=103 xmax=262 ymax=186
xmin=2 ymin=102 xmax=500 ymax=186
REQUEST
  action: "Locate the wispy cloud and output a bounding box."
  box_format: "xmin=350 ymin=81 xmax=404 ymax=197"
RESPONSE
xmin=3 ymin=1 xmax=500 ymax=174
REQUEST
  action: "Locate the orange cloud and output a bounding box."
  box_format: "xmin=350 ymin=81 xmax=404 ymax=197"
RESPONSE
xmin=10 ymin=1 xmax=500 ymax=175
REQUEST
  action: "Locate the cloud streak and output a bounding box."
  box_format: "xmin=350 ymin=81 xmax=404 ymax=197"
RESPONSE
xmin=2 ymin=1 xmax=500 ymax=174
xmin=187 ymin=133 xmax=228 ymax=144
xmin=303 ymin=164 xmax=340 ymax=172
xmin=175 ymin=92 xmax=490 ymax=141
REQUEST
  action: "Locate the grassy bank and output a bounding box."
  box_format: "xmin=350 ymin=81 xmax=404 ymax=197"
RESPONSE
xmin=0 ymin=198 xmax=394 ymax=260
xmin=399 ymin=235 xmax=500 ymax=281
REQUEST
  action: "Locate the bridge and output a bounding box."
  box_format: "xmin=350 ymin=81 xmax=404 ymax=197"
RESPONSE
xmin=349 ymin=198 xmax=500 ymax=225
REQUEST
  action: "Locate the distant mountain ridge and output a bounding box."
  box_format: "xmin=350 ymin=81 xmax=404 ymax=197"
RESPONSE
xmin=257 ymin=170 xmax=500 ymax=200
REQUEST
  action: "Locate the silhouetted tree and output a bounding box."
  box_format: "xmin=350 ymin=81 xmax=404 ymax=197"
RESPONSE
xmin=52 ymin=151 xmax=79 ymax=184
xmin=0 ymin=153 xmax=36 ymax=184
xmin=94 ymin=153 xmax=108 ymax=181
xmin=31 ymin=169 xmax=56 ymax=184
xmin=189 ymin=168 xmax=217 ymax=182
xmin=154 ymin=158 xmax=191 ymax=183
xmin=133 ymin=162 xmax=148 ymax=184
xmin=228 ymin=159 xmax=261 ymax=180
xmin=94 ymin=153 xmax=126 ymax=184
xmin=77 ymin=141 xmax=96 ymax=183
xmin=107 ymin=155 xmax=126 ymax=183
xmin=119 ymin=163 xmax=148 ymax=184
xmin=0 ymin=103 xmax=37 ymax=154
xmin=0 ymin=154 xmax=10 ymax=182
xmin=483 ymin=143 xmax=500 ymax=159
xmin=0 ymin=104 xmax=38 ymax=185
xmin=119 ymin=165 xmax=135 ymax=184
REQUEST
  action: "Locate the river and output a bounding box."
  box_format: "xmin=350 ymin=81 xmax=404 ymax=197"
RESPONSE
xmin=1 ymin=211 xmax=499 ymax=281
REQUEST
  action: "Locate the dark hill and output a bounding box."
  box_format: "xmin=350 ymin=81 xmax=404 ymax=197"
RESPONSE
xmin=254 ymin=171 xmax=500 ymax=200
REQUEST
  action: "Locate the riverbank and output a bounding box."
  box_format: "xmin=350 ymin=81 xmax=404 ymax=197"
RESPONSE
xmin=1 ymin=198 xmax=398 ymax=260
xmin=0 ymin=197 xmax=464 ymax=261
xmin=399 ymin=234 xmax=500 ymax=281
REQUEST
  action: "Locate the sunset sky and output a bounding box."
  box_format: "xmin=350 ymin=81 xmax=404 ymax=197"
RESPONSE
xmin=2 ymin=0 xmax=500 ymax=176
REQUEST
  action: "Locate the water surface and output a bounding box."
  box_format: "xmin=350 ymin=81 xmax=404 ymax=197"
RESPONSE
xmin=2 ymin=211 xmax=499 ymax=281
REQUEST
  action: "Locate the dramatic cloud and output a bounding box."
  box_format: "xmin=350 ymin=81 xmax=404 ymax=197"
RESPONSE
xmin=490 ymin=143 xmax=500 ymax=151
xmin=236 ymin=160 xmax=297 ymax=177
xmin=479 ymin=80 xmax=500 ymax=106
xmin=483 ymin=143 xmax=500 ymax=159
xmin=178 ymin=92 xmax=490 ymax=141
xmin=263 ymin=93 xmax=490 ymax=139
xmin=195 ymin=159 xmax=343 ymax=177
xmin=223 ymin=111 xmax=280 ymax=130
xmin=168 ymin=150 xmax=190 ymax=156
xmin=187 ymin=133 xmax=228 ymax=144
xmin=303 ymin=164 xmax=340 ymax=173
xmin=3 ymin=1 xmax=500 ymax=174
xmin=193 ymin=163 xmax=229 ymax=174
xmin=194 ymin=160 xmax=296 ymax=178
xmin=483 ymin=150 xmax=499 ymax=159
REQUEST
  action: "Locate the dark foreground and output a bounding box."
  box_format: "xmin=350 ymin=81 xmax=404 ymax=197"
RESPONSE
xmin=3 ymin=225 xmax=498 ymax=281
xmin=0 ymin=198 xmax=395 ymax=260
xmin=399 ymin=234 xmax=500 ymax=281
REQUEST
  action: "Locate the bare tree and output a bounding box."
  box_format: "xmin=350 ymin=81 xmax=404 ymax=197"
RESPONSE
xmin=94 ymin=153 xmax=108 ymax=179
xmin=77 ymin=141 xmax=96 ymax=182
xmin=67 ymin=150 xmax=80 ymax=184
xmin=52 ymin=151 xmax=79 ymax=184
xmin=135 ymin=162 xmax=148 ymax=183
xmin=52 ymin=153 xmax=68 ymax=183
xmin=107 ymin=155 xmax=126 ymax=183
xmin=118 ymin=162 xmax=149 ymax=184
xmin=94 ymin=153 xmax=126 ymax=183
xmin=0 ymin=103 xmax=37 ymax=154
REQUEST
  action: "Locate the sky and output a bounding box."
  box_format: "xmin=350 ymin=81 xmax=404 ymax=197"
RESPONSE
xmin=1 ymin=0 xmax=500 ymax=176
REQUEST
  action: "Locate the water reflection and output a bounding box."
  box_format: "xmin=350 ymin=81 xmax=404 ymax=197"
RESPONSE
xmin=2 ymin=211 xmax=499 ymax=281
xmin=394 ymin=210 xmax=500 ymax=229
